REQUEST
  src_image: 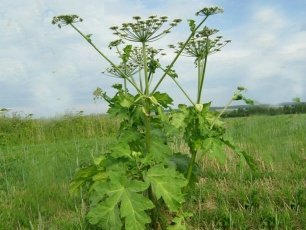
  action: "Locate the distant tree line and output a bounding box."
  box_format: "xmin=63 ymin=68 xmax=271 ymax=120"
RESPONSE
xmin=221 ymin=102 xmax=306 ymax=117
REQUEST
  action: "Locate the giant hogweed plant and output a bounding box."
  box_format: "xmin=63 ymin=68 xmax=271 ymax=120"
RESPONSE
xmin=52 ymin=6 xmax=255 ymax=229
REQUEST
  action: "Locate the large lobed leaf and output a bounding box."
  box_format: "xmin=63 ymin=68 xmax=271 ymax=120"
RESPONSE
xmin=87 ymin=174 xmax=154 ymax=229
xmin=144 ymin=165 xmax=187 ymax=212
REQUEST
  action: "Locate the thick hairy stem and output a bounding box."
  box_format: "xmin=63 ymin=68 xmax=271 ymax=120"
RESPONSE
xmin=197 ymin=59 xmax=202 ymax=104
xmin=186 ymin=149 xmax=197 ymax=185
xmin=141 ymin=42 xmax=151 ymax=154
xmin=148 ymin=186 xmax=160 ymax=230
xmin=197 ymin=42 xmax=209 ymax=104
xmin=142 ymin=42 xmax=149 ymax=95
xmin=139 ymin=67 xmax=143 ymax=92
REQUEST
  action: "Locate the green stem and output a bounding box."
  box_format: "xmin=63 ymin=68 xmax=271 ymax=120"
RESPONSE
xmin=186 ymin=149 xmax=197 ymax=185
xmin=159 ymin=67 xmax=195 ymax=106
xmin=141 ymin=42 xmax=151 ymax=154
xmin=197 ymin=42 xmax=209 ymax=103
xmin=139 ymin=67 xmax=143 ymax=93
xmin=142 ymin=42 xmax=149 ymax=95
xmin=69 ymin=24 xmax=143 ymax=95
xmin=171 ymin=77 xmax=195 ymax=106
xmin=123 ymin=78 xmax=127 ymax=92
xmin=197 ymin=59 xmax=201 ymax=104
xmin=152 ymin=16 xmax=209 ymax=93
xmin=148 ymin=186 xmax=160 ymax=230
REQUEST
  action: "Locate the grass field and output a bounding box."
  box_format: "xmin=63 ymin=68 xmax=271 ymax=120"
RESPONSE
xmin=0 ymin=113 xmax=305 ymax=229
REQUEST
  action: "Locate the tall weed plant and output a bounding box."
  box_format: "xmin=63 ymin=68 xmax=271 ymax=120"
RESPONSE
xmin=52 ymin=6 xmax=254 ymax=229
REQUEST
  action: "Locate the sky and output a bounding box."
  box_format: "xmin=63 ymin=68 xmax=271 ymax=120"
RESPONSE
xmin=1 ymin=0 xmax=306 ymax=117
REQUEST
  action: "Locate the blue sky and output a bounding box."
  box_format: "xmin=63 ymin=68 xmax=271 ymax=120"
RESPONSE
xmin=1 ymin=0 xmax=306 ymax=117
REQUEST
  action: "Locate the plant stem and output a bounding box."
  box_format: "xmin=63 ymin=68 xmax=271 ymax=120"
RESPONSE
xmin=197 ymin=41 xmax=209 ymax=104
xmin=69 ymin=24 xmax=143 ymax=95
xmin=186 ymin=149 xmax=197 ymax=185
xmin=141 ymin=42 xmax=152 ymax=155
xmin=171 ymin=77 xmax=195 ymax=106
xmin=159 ymin=67 xmax=195 ymax=106
xmin=139 ymin=67 xmax=143 ymax=93
xmin=142 ymin=42 xmax=149 ymax=95
xmin=152 ymin=16 xmax=209 ymax=93
xmin=197 ymin=59 xmax=201 ymax=104
xmin=148 ymin=186 xmax=160 ymax=230
xmin=123 ymin=78 xmax=127 ymax=92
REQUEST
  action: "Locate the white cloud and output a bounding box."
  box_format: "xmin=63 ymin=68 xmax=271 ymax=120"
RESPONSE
xmin=1 ymin=1 xmax=306 ymax=116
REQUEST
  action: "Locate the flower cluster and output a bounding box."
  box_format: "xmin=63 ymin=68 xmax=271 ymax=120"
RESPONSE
xmin=169 ymin=26 xmax=230 ymax=62
xmin=110 ymin=15 xmax=182 ymax=42
xmin=103 ymin=62 xmax=139 ymax=79
xmin=52 ymin=15 xmax=83 ymax=28
xmin=196 ymin=6 xmax=224 ymax=16
xmin=108 ymin=39 xmax=125 ymax=49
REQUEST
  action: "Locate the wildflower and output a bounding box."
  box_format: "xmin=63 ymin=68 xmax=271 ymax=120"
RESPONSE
xmin=196 ymin=6 xmax=224 ymax=17
xmin=169 ymin=26 xmax=231 ymax=63
xmin=109 ymin=16 xmax=182 ymax=42
xmin=52 ymin=15 xmax=83 ymax=28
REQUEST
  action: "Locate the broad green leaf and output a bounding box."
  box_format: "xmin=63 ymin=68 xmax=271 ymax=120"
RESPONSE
xmin=110 ymin=129 xmax=140 ymax=159
xmin=87 ymin=187 xmax=122 ymax=229
xmin=69 ymin=165 xmax=98 ymax=193
xmin=153 ymin=92 xmax=173 ymax=108
xmin=145 ymin=131 xmax=172 ymax=164
xmin=121 ymin=191 xmax=153 ymax=230
xmin=88 ymin=176 xmax=154 ymax=230
xmin=145 ymin=165 xmax=187 ymax=211
xmin=110 ymin=142 xmax=131 ymax=158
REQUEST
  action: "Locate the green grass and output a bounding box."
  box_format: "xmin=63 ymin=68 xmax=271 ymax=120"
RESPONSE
xmin=0 ymin=114 xmax=305 ymax=229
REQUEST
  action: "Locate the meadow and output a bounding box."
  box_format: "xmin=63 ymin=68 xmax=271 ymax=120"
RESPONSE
xmin=0 ymin=113 xmax=305 ymax=229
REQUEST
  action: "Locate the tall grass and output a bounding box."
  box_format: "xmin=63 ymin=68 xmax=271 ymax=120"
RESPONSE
xmin=0 ymin=113 xmax=119 ymax=146
xmin=189 ymin=114 xmax=306 ymax=229
xmin=0 ymin=114 xmax=305 ymax=229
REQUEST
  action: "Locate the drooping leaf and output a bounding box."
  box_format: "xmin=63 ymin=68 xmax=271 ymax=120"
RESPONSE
xmin=201 ymin=137 xmax=226 ymax=164
xmin=69 ymin=165 xmax=99 ymax=193
xmin=144 ymin=165 xmax=187 ymax=211
xmin=221 ymin=138 xmax=257 ymax=170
